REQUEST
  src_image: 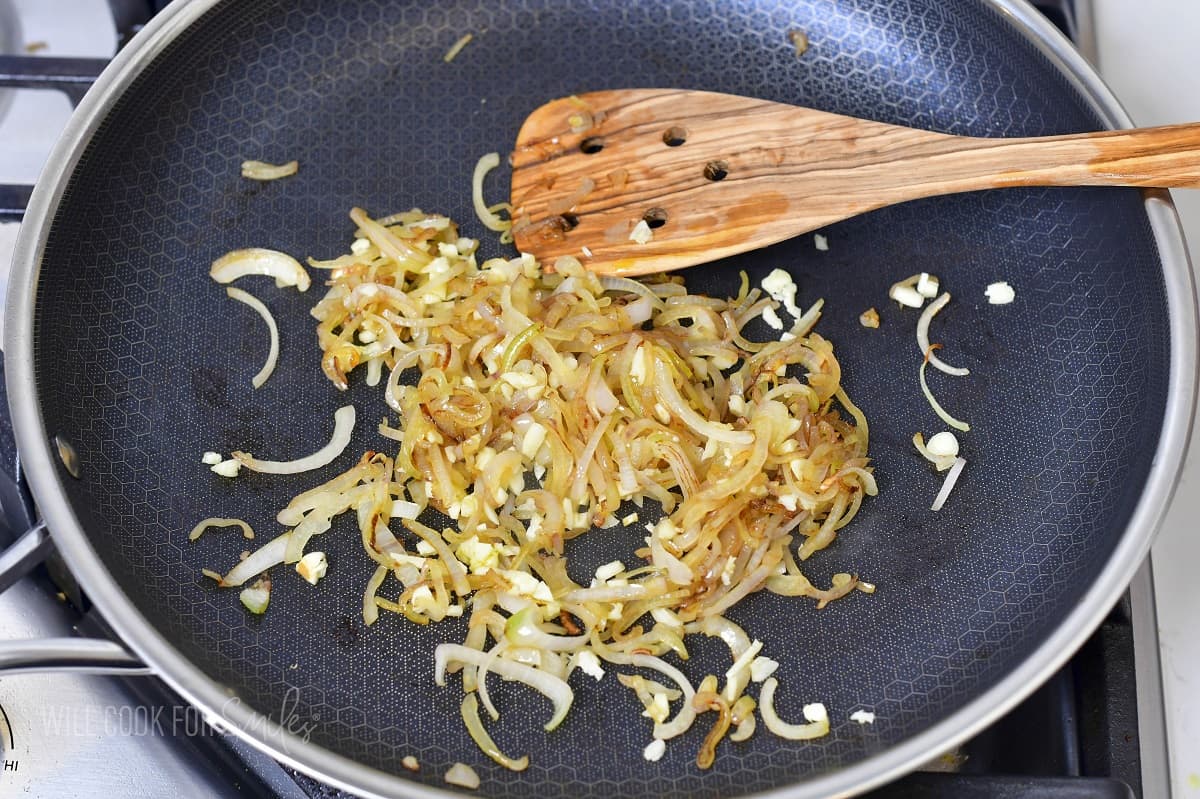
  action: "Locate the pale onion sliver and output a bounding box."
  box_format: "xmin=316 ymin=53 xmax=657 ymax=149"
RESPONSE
xmin=434 ymin=644 xmax=574 ymax=731
xmin=461 ymin=693 xmax=529 ymax=772
xmin=930 ymin=456 xmax=967 ymax=512
xmin=443 ymin=32 xmax=474 ymax=64
xmin=189 ymin=517 xmax=254 ymax=542
xmin=473 ymin=152 xmax=510 ymax=232
xmin=233 ymin=406 xmax=356 ymax=474
xmin=599 ymin=275 xmax=667 ymax=308
xmin=220 ymin=531 xmax=291 ymax=587
xmin=225 ymin=286 xmax=280 ymax=388
xmin=919 ymin=357 xmax=970 ymax=432
xmin=792 ymin=298 xmax=824 ymax=338
xmin=654 ymin=358 xmax=753 ymax=446
xmin=363 ymin=564 xmax=388 ymax=626
xmin=650 ymin=533 xmax=693 ymax=586
xmin=916 ymin=293 xmax=969 ymax=377
xmin=563 ymin=584 xmax=648 ymax=603
xmin=240 ymin=160 xmax=298 ymax=181
xmin=759 ymin=677 xmax=831 ymax=740
xmin=210 ymin=248 xmax=311 ymax=292
xmin=697 ymin=615 xmax=752 ymax=659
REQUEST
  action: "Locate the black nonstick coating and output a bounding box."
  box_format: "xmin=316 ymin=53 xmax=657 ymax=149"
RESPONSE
xmin=28 ymin=0 xmax=1169 ymax=796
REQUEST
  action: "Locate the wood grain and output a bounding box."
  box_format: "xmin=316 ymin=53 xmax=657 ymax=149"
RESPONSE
xmin=509 ymin=88 xmax=1200 ymax=276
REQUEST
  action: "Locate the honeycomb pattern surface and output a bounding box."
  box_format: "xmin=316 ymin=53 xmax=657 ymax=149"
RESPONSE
xmin=30 ymin=0 xmax=1170 ymax=796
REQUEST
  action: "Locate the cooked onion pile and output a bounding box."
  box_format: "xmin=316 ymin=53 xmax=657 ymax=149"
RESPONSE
xmin=224 ymin=207 xmax=876 ymax=768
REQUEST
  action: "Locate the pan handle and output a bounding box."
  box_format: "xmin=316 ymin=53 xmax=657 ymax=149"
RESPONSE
xmin=0 ymin=524 xmax=151 ymax=675
xmin=0 ymin=638 xmax=151 ymax=675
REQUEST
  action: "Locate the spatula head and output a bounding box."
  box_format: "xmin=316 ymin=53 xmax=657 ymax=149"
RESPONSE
xmin=510 ymin=89 xmax=854 ymax=276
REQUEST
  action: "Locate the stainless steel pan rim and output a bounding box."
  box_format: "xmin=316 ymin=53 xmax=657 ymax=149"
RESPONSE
xmin=4 ymin=1 xmax=1196 ymax=797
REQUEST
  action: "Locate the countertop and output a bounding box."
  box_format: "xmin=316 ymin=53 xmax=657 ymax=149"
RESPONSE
xmin=1092 ymin=2 xmax=1200 ymax=795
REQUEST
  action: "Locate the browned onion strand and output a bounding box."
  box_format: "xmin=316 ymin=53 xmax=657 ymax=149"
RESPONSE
xmin=234 ymin=206 xmax=876 ymax=770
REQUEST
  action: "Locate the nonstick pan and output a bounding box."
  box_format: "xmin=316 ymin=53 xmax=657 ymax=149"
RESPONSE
xmin=2 ymin=1 xmax=1196 ymax=797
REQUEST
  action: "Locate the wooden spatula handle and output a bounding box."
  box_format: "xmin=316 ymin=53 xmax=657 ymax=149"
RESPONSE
xmin=902 ymin=123 xmax=1200 ymax=192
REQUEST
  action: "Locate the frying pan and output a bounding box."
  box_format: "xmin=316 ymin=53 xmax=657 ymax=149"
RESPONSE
xmin=1 ymin=1 xmax=1195 ymax=797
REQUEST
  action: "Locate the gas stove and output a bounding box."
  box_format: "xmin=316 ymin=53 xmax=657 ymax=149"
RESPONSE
xmin=0 ymin=1 xmax=1178 ymax=797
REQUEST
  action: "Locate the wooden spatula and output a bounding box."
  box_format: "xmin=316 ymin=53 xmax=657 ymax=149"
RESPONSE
xmin=510 ymin=88 xmax=1200 ymax=276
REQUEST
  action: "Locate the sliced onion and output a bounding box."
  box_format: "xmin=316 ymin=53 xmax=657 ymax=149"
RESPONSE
xmin=219 ymin=532 xmax=291 ymax=587
xmin=919 ymin=356 xmax=970 ymax=432
xmin=210 ymin=248 xmax=311 ymax=292
xmin=568 ymin=414 xmax=610 ymax=501
xmin=563 ymin=584 xmax=648 ymax=603
xmin=792 ymin=298 xmax=824 ymax=337
xmin=599 ymin=276 xmax=667 ymax=307
xmin=585 ymin=370 xmax=619 ymax=417
xmin=391 ymin=500 xmax=420 ymax=520
xmin=601 ymin=651 xmax=697 ymax=740
xmin=654 ymin=359 xmax=753 ymax=446
xmin=233 ymin=406 xmax=356 ymax=474
xmin=729 ymin=695 xmax=757 ymax=742
xmin=759 ymin=677 xmax=830 ymax=740
xmin=306 ymin=252 xmax=362 ymax=270
xmin=475 ymin=641 xmax=507 ymax=721
xmin=917 ymin=293 xmax=969 ymax=376
xmin=365 ymin=356 xmax=383 ymax=387
xmin=240 ymin=160 xmax=298 ymax=180
xmin=261 ymin=204 xmax=880 ymax=751
xmin=225 ymin=286 xmax=280 ymax=388
xmin=622 ymin=296 xmax=656 ymax=326
xmin=443 ymin=32 xmax=474 ymax=63
xmin=385 ymin=345 xmax=441 ymax=413
xmin=405 ymin=519 xmax=471 ymax=598
xmin=363 ymin=564 xmax=388 ymax=626
xmin=372 ymin=523 xmax=408 ymax=563
xmin=349 ymin=207 xmax=433 ymax=267
xmin=650 ymin=532 xmax=693 ymax=586
xmin=618 ymin=673 xmax=682 ymax=704
xmin=499 ymin=322 xmax=543 ymax=374
xmin=930 ymin=456 xmax=967 ymax=512
xmin=505 ymin=609 xmax=588 ymax=652
xmin=189 ymin=517 xmax=254 ymax=542
xmin=695 ymin=616 xmax=752 ymax=659
xmin=444 ymin=762 xmax=480 ymax=790
xmin=473 ymin=153 xmax=510 ymax=232
xmin=435 ymin=644 xmax=574 ymax=731
xmin=461 ymin=693 xmax=529 ymax=771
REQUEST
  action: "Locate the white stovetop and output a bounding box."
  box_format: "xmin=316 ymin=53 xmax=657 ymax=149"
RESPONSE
xmin=1092 ymin=2 xmax=1200 ymax=795
xmin=0 ymin=1 xmax=1196 ymax=795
